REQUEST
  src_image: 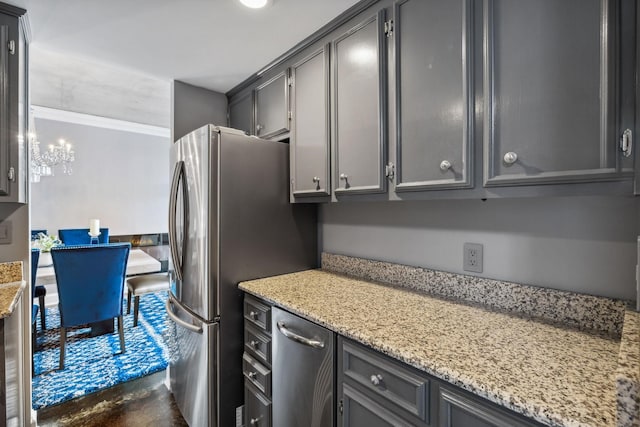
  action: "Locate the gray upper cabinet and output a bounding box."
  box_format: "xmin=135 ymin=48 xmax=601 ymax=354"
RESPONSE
xmin=394 ymin=0 xmax=473 ymax=192
xmin=0 ymin=5 xmax=26 ymax=203
xmin=483 ymin=0 xmax=634 ymax=187
xmin=290 ymin=45 xmax=331 ymax=198
xmin=332 ymin=10 xmax=388 ymax=195
xmin=228 ymin=91 xmax=254 ymax=135
xmin=254 ymin=70 xmax=290 ymax=139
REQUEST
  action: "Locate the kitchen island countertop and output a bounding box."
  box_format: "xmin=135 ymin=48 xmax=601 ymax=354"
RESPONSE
xmin=240 ymin=269 xmax=636 ymax=427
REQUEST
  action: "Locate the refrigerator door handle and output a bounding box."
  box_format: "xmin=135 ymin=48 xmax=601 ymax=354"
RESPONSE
xmin=166 ymin=296 xmax=203 ymax=334
xmin=168 ymin=160 xmax=185 ymax=282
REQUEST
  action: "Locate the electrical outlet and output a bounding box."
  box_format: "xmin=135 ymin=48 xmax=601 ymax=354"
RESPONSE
xmin=463 ymin=242 xmax=483 ymax=273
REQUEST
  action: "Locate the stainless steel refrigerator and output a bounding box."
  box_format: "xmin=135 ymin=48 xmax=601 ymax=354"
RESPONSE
xmin=166 ymin=125 xmax=317 ymax=427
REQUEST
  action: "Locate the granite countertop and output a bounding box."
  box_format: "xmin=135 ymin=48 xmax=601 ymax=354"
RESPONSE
xmin=239 ymin=269 xmax=630 ymax=427
xmin=0 ymin=261 xmax=25 ymax=319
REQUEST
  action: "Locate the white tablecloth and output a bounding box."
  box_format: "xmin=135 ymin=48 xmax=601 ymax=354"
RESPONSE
xmin=36 ymin=248 xmax=162 ymax=286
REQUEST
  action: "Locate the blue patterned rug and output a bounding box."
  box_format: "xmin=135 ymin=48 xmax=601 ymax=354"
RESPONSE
xmin=32 ymin=292 xmax=170 ymax=409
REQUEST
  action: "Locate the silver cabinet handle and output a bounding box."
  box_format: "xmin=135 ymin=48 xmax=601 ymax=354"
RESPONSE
xmin=249 ymin=311 xmax=259 ymax=320
xmin=312 ymin=176 xmax=320 ymax=183
xmin=166 ymin=297 xmax=203 ymax=334
xmin=339 ymin=173 xmax=348 ymax=180
xmin=370 ymin=374 xmax=383 ymax=386
xmin=248 ymin=371 xmax=257 ymax=379
xmin=256 ymin=124 xmax=263 ymax=133
xmin=621 ymin=129 xmax=633 ymax=157
xmin=250 ymin=340 xmax=260 ymax=349
xmin=250 ymin=417 xmax=261 ymax=426
xmin=503 ymin=152 xmax=518 ymax=164
xmin=276 ymin=321 xmax=325 ymax=349
xmin=440 ymin=160 xmax=452 ymax=171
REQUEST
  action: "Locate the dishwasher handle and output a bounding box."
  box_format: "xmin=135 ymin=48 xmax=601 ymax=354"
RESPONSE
xmin=276 ymin=321 xmax=325 ymax=349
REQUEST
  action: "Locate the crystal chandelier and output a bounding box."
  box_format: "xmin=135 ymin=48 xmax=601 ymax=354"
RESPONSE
xmin=30 ymin=133 xmax=75 ymax=183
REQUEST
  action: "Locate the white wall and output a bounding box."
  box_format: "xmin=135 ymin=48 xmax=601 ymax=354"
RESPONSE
xmin=30 ymin=118 xmax=170 ymax=236
xmin=320 ymin=196 xmax=640 ymax=300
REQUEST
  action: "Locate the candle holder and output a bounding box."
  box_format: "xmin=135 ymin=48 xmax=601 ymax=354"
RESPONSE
xmin=88 ymin=232 xmax=101 ymax=245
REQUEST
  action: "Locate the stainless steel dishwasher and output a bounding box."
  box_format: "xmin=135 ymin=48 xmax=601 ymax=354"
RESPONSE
xmin=272 ymin=307 xmax=334 ymax=427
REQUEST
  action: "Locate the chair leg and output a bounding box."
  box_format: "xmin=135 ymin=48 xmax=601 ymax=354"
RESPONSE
xmin=126 ymin=289 xmax=131 ymax=315
xmin=133 ymin=296 xmax=140 ymax=327
xmin=117 ymin=316 xmax=125 ymax=354
xmin=38 ymin=295 xmax=46 ymax=330
xmin=59 ymin=327 xmax=67 ymax=370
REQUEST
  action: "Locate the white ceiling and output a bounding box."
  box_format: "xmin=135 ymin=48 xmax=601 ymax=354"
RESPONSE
xmin=8 ymin=0 xmax=361 ymax=93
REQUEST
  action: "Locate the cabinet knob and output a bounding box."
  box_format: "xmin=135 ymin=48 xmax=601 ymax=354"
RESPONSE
xmin=256 ymin=124 xmax=263 ymax=133
xmin=439 ymin=160 xmax=452 ymax=171
xmin=248 ymin=371 xmax=257 ymax=379
xmin=312 ymin=176 xmax=320 ymax=183
xmin=250 ymin=340 xmax=260 ymax=349
xmin=249 ymin=311 xmax=259 ymax=320
xmin=503 ymin=152 xmax=518 ymax=165
xmin=339 ymin=173 xmax=348 ymax=180
xmin=250 ymin=417 xmax=261 ymax=425
xmin=370 ymin=374 xmax=383 ymax=386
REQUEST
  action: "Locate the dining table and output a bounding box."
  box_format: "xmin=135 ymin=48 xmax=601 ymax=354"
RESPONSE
xmin=35 ymin=248 xmax=163 ymax=335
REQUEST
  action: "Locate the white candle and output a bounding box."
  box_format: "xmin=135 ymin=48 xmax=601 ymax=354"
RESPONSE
xmin=89 ymin=219 xmax=100 ymax=236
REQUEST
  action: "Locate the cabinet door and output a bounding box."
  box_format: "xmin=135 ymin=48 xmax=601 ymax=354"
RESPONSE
xmin=483 ymin=0 xmax=629 ymax=186
xmin=229 ymin=91 xmax=254 ymax=135
xmin=245 ymin=379 xmax=272 ymax=427
xmin=394 ymin=0 xmax=473 ymax=191
xmin=439 ymin=386 xmax=539 ymax=427
xmin=332 ymin=10 xmax=388 ymax=195
xmin=254 ymin=70 xmax=289 ymax=139
xmin=340 ymin=383 xmax=413 ymax=427
xmin=290 ymin=45 xmax=331 ymax=197
xmin=0 ymin=13 xmax=16 ymax=198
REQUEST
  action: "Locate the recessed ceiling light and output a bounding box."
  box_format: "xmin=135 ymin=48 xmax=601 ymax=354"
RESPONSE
xmin=238 ymin=0 xmax=272 ymax=9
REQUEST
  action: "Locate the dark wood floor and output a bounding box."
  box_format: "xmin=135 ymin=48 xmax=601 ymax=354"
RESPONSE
xmin=37 ymin=371 xmax=188 ymax=427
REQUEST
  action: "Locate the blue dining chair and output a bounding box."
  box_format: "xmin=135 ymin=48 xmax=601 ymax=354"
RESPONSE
xmin=31 ymin=248 xmax=47 ymax=330
xmin=31 ymin=249 xmax=40 ymax=376
xmin=58 ymin=228 xmax=110 ymax=245
xmin=51 ymin=243 xmax=130 ymax=370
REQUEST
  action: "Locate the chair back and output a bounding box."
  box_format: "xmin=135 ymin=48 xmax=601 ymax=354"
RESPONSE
xmin=31 ymin=248 xmax=40 ymax=296
xmin=51 ymin=243 xmax=130 ymax=327
xmin=31 ymin=229 xmax=47 ymax=241
xmin=58 ymin=228 xmax=110 ymax=245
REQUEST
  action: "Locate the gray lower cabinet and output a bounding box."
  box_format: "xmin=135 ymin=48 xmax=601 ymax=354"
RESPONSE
xmin=483 ymin=0 xmax=635 ymax=187
xmin=254 ymin=70 xmax=290 ymax=139
xmin=228 ymin=90 xmax=254 ymax=135
xmin=0 ymin=4 xmax=27 ymax=203
xmin=290 ymin=44 xmax=331 ymax=198
xmin=438 ymin=386 xmax=539 ymax=427
xmin=332 ymin=10 xmax=388 ymax=196
xmin=393 ymin=0 xmax=473 ymax=192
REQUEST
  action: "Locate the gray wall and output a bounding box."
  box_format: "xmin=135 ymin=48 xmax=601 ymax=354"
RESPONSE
xmin=171 ymin=80 xmax=228 ymax=141
xmin=30 ymin=118 xmax=170 ymax=236
xmin=320 ymin=196 xmax=640 ymax=300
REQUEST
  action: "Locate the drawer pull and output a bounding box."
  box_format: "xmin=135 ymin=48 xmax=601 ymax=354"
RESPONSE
xmin=250 ymin=416 xmax=261 ymax=425
xmin=248 ymin=371 xmax=257 ymax=379
xmin=370 ymin=374 xmax=383 ymax=386
xmin=249 ymin=311 xmax=259 ymax=320
xmin=277 ymin=321 xmax=325 ymax=349
xmin=250 ymin=340 xmax=260 ymax=349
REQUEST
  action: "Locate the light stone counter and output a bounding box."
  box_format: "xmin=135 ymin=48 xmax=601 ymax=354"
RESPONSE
xmin=239 ymin=269 xmax=631 ymax=427
xmin=0 ymin=262 xmax=25 ymax=319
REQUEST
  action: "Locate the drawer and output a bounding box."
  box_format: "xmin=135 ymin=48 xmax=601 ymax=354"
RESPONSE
xmin=243 ymin=352 xmax=272 ymax=398
xmin=244 ymin=295 xmax=271 ymax=333
xmin=341 ymin=339 xmax=430 ymax=423
xmin=244 ymin=324 xmax=272 ymax=367
xmin=245 ymin=379 xmax=272 ymax=427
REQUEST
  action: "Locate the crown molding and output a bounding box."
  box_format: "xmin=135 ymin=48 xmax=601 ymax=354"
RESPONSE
xmin=31 ymin=106 xmax=170 ymax=138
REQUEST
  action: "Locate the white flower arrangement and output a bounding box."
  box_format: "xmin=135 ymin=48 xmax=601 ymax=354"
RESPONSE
xmin=31 ymin=233 xmax=62 ymax=252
